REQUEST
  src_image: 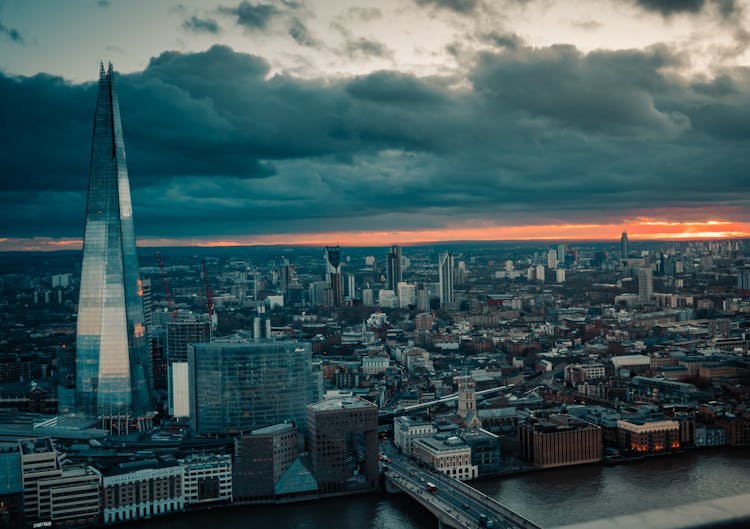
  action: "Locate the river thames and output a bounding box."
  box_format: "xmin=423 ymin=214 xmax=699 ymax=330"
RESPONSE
xmin=138 ymin=449 xmax=750 ymax=529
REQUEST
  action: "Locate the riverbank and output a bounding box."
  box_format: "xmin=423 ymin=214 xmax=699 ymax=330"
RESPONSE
xmin=70 ymin=447 xmax=750 ymax=529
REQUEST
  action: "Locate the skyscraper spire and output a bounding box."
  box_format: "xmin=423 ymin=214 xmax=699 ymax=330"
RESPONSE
xmin=74 ymin=63 xmax=152 ymax=417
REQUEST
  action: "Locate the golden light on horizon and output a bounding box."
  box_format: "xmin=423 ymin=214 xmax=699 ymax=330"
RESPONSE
xmin=2 ymin=217 xmax=748 ymax=251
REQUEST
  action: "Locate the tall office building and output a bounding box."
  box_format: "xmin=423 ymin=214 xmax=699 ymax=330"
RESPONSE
xmin=638 ymin=267 xmax=654 ymax=304
xmin=438 ymin=252 xmax=454 ymax=306
xmin=547 ymin=249 xmax=558 ymax=269
xmin=386 ymin=245 xmax=402 ymax=291
xmin=279 ymin=258 xmax=295 ymax=293
xmin=397 ymin=282 xmax=416 ymax=308
xmin=325 ymin=246 xmax=343 ymax=307
xmin=737 ymin=267 xmax=750 ymax=296
xmin=188 ymin=341 xmax=314 ymax=433
xmin=416 ymin=283 xmax=430 ymax=312
xmin=346 ymin=274 xmax=356 ymax=300
xmin=621 ymin=231 xmax=629 ymax=261
xmin=166 ymin=314 xmax=211 ymax=417
xmin=74 ymin=63 xmax=151 ymax=417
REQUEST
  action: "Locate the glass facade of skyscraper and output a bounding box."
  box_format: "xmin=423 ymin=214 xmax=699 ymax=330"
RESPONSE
xmin=74 ymin=63 xmax=152 ymax=417
xmin=188 ymin=341 xmax=314 ymax=434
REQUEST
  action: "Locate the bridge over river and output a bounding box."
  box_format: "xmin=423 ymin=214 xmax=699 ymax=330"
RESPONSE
xmin=385 ymin=454 xmax=541 ymax=529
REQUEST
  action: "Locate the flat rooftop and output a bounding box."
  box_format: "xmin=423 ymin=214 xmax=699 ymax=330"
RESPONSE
xmin=309 ymin=396 xmax=377 ymax=412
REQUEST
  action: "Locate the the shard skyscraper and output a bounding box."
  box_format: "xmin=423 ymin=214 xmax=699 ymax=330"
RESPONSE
xmin=74 ymin=63 xmax=152 ymax=417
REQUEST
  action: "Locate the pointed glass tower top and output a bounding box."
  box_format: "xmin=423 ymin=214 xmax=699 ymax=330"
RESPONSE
xmin=74 ymin=63 xmax=152 ymax=417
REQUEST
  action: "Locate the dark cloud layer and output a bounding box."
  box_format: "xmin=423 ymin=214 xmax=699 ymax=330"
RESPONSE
xmin=0 ymin=20 xmax=24 ymax=44
xmin=632 ymin=0 xmax=740 ymax=18
xmin=219 ymin=1 xmax=280 ymax=30
xmin=1 ymin=43 xmax=749 ymax=239
xmin=414 ymin=0 xmax=480 ymax=14
xmin=182 ymin=15 xmax=221 ymax=34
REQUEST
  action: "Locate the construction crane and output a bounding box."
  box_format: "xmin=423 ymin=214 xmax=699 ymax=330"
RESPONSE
xmin=201 ymin=260 xmax=214 ymax=318
xmin=156 ymin=251 xmax=178 ymax=320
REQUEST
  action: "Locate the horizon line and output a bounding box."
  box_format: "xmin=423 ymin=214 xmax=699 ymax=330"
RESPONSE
xmin=2 ymin=234 xmax=748 ymax=253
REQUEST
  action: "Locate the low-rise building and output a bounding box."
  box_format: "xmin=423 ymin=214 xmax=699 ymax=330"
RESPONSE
xmin=519 ymin=415 xmax=602 ymax=469
xmin=233 ymin=423 xmax=299 ymax=501
xmin=413 ymin=436 xmax=478 ymax=481
xmin=627 ymin=376 xmax=704 ymax=405
xmin=394 ymin=416 xmax=435 ymax=456
xmin=19 ymin=437 xmax=61 ymax=524
xmin=37 ymin=465 xmax=101 ymax=528
xmin=99 ymin=457 xmax=184 ymax=525
xmin=565 ymin=363 xmax=605 ymax=385
xmin=695 ymin=425 xmax=727 ymax=447
xmin=617 ymin=420 xmax=680 ymax=455
xmin=307 ymin=397 xmax=379 ymax=493
xmin=180 ymin=454 xmax=232 ymax=507
xmin=460 ymin=429 xmax=501 ymax=477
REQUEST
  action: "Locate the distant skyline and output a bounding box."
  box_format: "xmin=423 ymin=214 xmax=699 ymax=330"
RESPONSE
xmin=2 ymin=0 xmax=750 ymax=250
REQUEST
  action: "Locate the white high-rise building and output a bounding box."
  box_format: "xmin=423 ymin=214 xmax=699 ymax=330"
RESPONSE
xmin=535 ymin=264 xmax=546 ymax=282
xmin=397 ymin=282 xmax=416 ymax=308
xmin=378 ymin=289 xmax=398 ymax=309
xmin=547 ymin=249 xmax=558 ymax=269
xmin=438 ymin=253 xmax=454 ymax=306
xmin=346 ymin=274 xmax=356 ymax=299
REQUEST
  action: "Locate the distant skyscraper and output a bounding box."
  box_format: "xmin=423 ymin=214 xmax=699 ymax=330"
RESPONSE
xmin=738 ymin=268 xmax=750 ymax=295
xmin=346 ymin=273 xmax=356 ymax=300
xmin=416 ymin=283 xmax=430 ymax=312
xmin=638 ymin=267 xmax=653 ymax=304
xmin=547 ymin=249 xmax=558 ymax=270
xmin=74 ymin=63 xmax=152 ymax=417
xmin=325 ymin=246 xmax=343 ymax=307
xmin=438 ymin=252 xmax=454 ymax=306
xmin=386 ymin=245 xmax=402 ymax=291
xmin=279 ymin=258 xmax=295 ymax=293
xmin=621 ymin=231 xmax=629 ymax=261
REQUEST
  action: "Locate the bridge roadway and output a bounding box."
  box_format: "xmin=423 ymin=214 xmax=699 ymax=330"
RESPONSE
xmin=384 ymin=453 xmax=541 ymax=529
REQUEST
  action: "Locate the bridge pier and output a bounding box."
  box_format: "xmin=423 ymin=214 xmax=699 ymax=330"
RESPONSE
xmin=438 ymin=519 xmax=459 ymax=529
xmin=384 ymin=477 xmax=403 ymax=494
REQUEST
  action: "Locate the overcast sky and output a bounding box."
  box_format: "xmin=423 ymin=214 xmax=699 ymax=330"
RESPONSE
xmin=1 ymin=0 xmax=749 ymax=249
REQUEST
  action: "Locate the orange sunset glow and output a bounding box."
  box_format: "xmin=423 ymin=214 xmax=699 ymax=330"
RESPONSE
xmin=3 ymin=218 xmax=748 ymax=251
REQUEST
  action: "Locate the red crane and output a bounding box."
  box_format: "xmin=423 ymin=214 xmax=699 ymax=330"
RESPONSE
xmin=201 ymin=260 xmax=214 ymax=318
xmin=156 ymin=251 xmax=178 ymax=320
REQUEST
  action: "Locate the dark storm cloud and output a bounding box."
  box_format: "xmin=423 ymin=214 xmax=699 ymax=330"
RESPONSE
xmin=470 ymin=44 xmax=691 ymax=136
xmin=219 ymin=1 xmax=280 ymax=30
xmin=634 ymin=0 xmax=705 ymax=16
xmin=346 ymin=72 xmax=444 ymax=105
xmin=0 ymin=20 xmax=24 ymax=44
xmin=414 ymin=0 xmax=480 ymax=14
xmin=182 ymin=15 xmax=221 ymax=34
xmin=2 ymin=43 xmax=750 ymax=239
xmin=631 ymin=0 xmax=740 ymax=18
